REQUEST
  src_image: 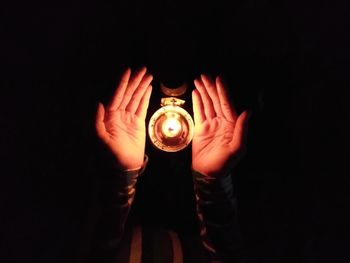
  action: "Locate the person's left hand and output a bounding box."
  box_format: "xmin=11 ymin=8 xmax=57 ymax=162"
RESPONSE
xmin=192 ymin=75 xmax=250 ymax=178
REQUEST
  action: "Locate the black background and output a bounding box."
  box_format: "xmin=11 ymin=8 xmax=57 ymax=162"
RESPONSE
xmin=1 ymin=0 xmax=350 ymax=262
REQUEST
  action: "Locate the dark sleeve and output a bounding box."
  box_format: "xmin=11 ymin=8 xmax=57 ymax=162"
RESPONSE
xmin=192 ymin=170 xmax=242 ymax=263
xmin=90 ymin=156 xmax=148 ymax=263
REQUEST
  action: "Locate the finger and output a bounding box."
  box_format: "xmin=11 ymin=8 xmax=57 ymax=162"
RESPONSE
xmin=108 ymin=68 xmax=131 ymax=111
xmin=216 ymin=76 xmax=237 ymax=122
xmin=119 ymin=66 xmax=147 ymax=110
xmin=231 ymin=110 xmax=250 ymax=152
xmin=95 ymin=102 xmax=109 ymax=142
xmin=201 ymin=75 xmax=223 ymax=117
xmin=135 ymin=85 xmax=152 ymax=120
xmin=194 ymin=78 xmax=216 ymax=119
xmin=192 ymin=89 xmax=206 ymax=125
xmin=125 ymin=73 xmax=153 ymax=113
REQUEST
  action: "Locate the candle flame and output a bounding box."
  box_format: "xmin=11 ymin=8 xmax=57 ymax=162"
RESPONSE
xmin=162 ymin=117 xmax=181 ymax=137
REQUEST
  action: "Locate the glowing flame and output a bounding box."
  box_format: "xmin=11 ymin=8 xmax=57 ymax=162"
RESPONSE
xmin=148 ymin=103 xmax=194 ymax=152
xmin=162 ymin=117 xmax=182 ymax=138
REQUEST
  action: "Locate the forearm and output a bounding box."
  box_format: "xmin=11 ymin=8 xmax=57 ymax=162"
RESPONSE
xmin=192 ymin=170 xmax=241 ymax=262
xmin=91 ymin=156 xmax=148 ymax=262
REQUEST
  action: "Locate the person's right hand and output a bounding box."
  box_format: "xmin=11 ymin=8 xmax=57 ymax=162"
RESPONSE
xmin=95 ymin=67 xmax=153 ymax=170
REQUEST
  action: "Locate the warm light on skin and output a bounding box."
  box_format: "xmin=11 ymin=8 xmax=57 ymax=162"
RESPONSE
xmin=162 ymin=117 xmax=182 ymax=138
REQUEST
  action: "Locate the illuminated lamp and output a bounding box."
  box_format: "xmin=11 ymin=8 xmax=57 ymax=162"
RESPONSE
xmin=148 ymin=97 xmax=194 ymax=152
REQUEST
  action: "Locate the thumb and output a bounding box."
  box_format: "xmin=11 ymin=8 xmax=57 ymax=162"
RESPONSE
xmin=95 ymin=102 xmax=108 ymax=142
xmin=231 ymin=110 xmax=251 ymax=152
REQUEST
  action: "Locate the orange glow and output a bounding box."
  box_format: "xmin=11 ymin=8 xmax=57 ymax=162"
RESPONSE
xmin=148 ymin=103 xmax=194 ymax=152
xmin=161 ymin=117 xmax=182 ymax=138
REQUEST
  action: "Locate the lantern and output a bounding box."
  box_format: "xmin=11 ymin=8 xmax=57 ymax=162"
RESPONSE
xmin=148 ymin=97 xmax=194 ymax=152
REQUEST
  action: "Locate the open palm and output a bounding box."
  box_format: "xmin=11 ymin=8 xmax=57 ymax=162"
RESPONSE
xmin=95 ymin=67 xmax=153 ymax=170
xmin=192 ymin=75 xmax=250 ymax=177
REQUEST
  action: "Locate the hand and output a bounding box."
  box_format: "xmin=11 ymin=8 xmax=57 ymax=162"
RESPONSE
xmin=95 ymin=67 xmax=153 ymax=170
xmin=192 ymin=75 xmax=250 ymax=177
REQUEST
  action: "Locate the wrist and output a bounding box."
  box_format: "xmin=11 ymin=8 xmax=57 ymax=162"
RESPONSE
xmin=192 ymin=165 xmax=229 ymax=179
xmin=113 ymin=153 xmax=146 ymax=172
xmin=112 ymin=155 xmax=148 ymax=187
xmin=119 ymin=155 xmax=149 ymax=173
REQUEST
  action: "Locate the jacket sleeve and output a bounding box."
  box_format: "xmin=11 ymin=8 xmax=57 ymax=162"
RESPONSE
xmin=192 ymin=170 xmax=242 ymax=262
xmin=90 ymin=156 xmax=148 ymax=262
